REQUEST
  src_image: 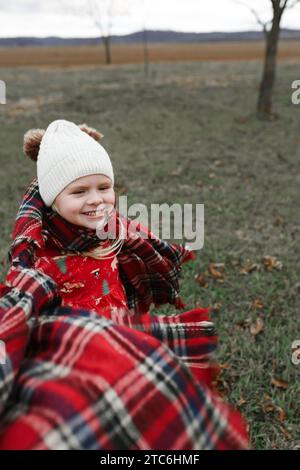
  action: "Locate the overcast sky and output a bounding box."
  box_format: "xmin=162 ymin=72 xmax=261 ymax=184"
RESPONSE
xmin=0 ymin=0 xmax=299 ymax=37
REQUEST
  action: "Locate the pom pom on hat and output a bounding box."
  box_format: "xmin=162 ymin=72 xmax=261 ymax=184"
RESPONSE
xmin=23 ymin=119 xmax=114 ymax=207
xmin=23 ymin=128 xmax=45 ymax=162
xmin=78 ymin=123 xmax=104 ymax=142
xmin=23 ymin=123 xmax=103 ymax=162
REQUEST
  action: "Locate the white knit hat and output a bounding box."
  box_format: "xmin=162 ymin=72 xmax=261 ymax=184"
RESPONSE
xmin=37 ymin=119 xmax=114 ymax=207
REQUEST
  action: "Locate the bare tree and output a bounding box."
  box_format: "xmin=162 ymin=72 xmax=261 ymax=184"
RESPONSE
xmin=234 ymin=0 xmax=300 ymax=120
xmin=142 ymin=0 xmax=150 ymax=78
xmin=142 ymin=27 xmax=150 ymax=78
xmin=88 ymin=0 xmax=116 ymax=65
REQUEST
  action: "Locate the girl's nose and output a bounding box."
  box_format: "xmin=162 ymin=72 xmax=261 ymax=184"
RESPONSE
xmin=86 ymin=190 xmax=103 ymax=205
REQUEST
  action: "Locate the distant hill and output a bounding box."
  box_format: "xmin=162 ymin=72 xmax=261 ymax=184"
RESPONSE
xmin=0 ymin=29 xmax=300 ymax=47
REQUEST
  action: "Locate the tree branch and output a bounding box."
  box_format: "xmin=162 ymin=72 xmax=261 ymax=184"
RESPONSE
xmin=285 ymin=0 xmax=300 ymax=8
xmin=107 ymin=0 xmax=115 ymax=37
xmin=88 ymin=0 xmax=115 ymax=38
xmin=280 ymin=0 xmax=289 ymax=11
xmin=88 ymin=0 xmax=103 ymax=37
xmin=278 ymin=0 xmax=300 ymax=20
xmin=232 ymin=0 xmax=270 ymax=34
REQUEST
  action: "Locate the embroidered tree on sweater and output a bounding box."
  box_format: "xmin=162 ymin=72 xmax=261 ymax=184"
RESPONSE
xmin=102 ymin=278 xmax=110 ymax=296
xmin=55 ymin=257 xmax=67 ymax=274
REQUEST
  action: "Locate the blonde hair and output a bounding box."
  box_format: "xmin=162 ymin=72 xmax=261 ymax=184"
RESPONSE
xmin=81 ymin=235 xmax=124 ymax=260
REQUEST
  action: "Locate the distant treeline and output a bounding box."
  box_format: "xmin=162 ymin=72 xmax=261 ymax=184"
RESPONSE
xmin=1 ymin=29 xmax=300 ymax=47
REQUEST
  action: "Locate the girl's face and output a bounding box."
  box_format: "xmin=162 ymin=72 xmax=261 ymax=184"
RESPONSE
xmin=53 ymin=174 xmax=115 ymax=230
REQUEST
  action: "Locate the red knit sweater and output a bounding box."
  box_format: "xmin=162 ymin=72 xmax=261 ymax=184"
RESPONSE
xmin=34 ymin=241 xmax=128 ymax=320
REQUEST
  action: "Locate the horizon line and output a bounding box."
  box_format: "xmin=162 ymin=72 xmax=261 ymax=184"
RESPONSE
xmin=0 ymin=27 xmax=300 ymax=40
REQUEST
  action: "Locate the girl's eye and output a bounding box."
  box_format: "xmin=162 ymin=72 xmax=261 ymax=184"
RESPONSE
xmin=72 ymin=187 xmax=109 ymax=195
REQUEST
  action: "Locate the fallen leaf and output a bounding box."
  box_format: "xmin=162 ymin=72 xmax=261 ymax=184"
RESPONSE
xmin=209 ymin=263 xmax=224 ymax=280
xmin=262 ymin=402 xmax=275 ymax=413
xmin=250 ymin=317 xmax=264 ymax=336
xmin=262 ymin=394 xmax=275 ymax=414
xmin=273 ymin=216 xmax=285 ymax=227
xmin=237 ymin=393 xmax=247 ymax=406
xmin=262 ymin=256 xmax=283 ymax=272
xmin=194 ymin=273 xmax=208 ymax=288
xmin=239 ymin=260 xmax=259 ymax=275
xmin=271 ymin=377 xmax=289 ymax=389
xmin=264 ymin=394 xmax=272 ymax=401
xmin=251 ymin=299 xmax=264 ymax=310
xmin=276 ymin=407 xmax=287 ymax=423
xmin=212 ymin=376 xmax=230 ymax=397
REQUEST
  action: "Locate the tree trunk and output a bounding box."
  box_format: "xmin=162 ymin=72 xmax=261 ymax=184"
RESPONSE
xmin=143 ymin=29 xmax=149 ymax=78
xmin=256 ymin=8 xmax=281 ymax=120
xmin=103 ymin=36 xmax=111 ymax=65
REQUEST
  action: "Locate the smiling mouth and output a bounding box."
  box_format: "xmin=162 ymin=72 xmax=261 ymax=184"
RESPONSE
xmin=82 ymin=210 xmax=104 ymax=217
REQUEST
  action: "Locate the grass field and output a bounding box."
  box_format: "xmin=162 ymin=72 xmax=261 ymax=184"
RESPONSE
xmin=0 ymin=40 xmax=299 ymax=67
xmin=0 ymin=57 xmax=299 ymax=449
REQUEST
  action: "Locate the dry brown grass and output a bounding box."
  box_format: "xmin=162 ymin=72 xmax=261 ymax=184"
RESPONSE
xmin=0 ymin=40 xmax=299 ymax=67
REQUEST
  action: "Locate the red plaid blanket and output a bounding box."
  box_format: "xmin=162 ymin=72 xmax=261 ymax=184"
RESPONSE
xmin=0 ymin=178 xmax=249 ymax=449
xmin=0 ymin=286 xmax=248 ymax=450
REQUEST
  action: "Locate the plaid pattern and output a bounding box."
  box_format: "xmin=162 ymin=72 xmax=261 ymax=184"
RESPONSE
xmin=0 ymin=178 xmax=249 ymax=449
xmin=6 ymin=178 xmax=195 ymax=315
xmin=0 ymin=287 xmax=248 ymax=450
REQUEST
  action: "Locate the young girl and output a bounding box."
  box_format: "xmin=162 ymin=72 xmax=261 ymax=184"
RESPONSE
xmin=0 ymin=119 xmax=249 ymax=450
xmin=8 ymin=119 xmax=197 ymax=325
